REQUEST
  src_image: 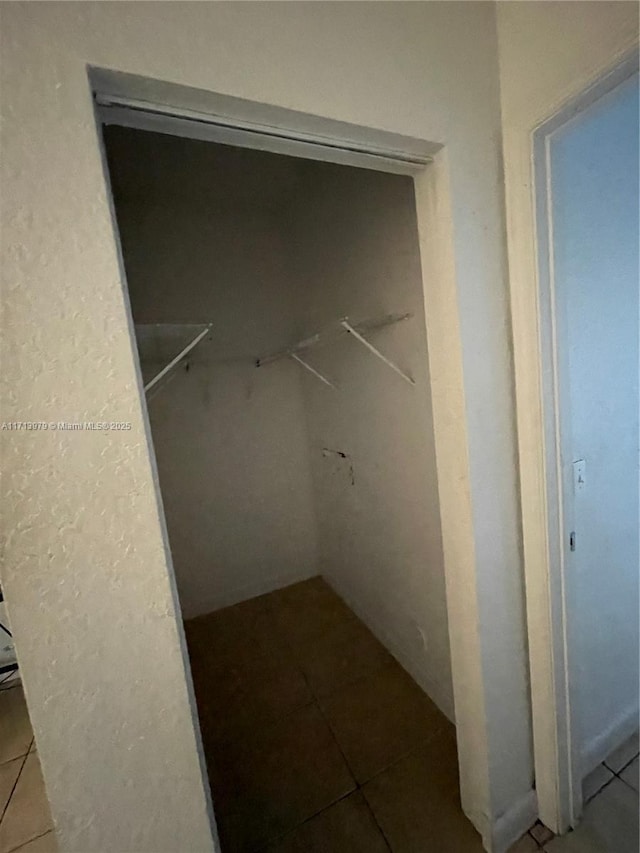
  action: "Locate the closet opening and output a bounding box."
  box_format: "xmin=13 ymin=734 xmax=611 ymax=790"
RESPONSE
xmin=101 ymin=116 xmax=479 ymax=851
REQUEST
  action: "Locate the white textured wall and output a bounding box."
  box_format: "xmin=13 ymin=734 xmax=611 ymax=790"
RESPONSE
xmin=105 ymin=130 xmax=319 ymax=617
xmin=0 ymin=21 xmax=217 ymax=853
xmin=497 ymin=1 xmax=638 ymax=127
xmin=1 ymin=3 xmax=530 ymax=850
xmin=286 ymin=164 xmax=453 ymax=719
xmin=144 ymin=362 xmax=318 ymax=617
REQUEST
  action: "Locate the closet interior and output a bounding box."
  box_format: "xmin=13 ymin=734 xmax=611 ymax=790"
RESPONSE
xmin=103 ymin=123 xmax=476 ymax=853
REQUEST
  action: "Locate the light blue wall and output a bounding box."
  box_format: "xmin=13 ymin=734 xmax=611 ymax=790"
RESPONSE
xmin=551 ymin=73 xmax=639 ymax=768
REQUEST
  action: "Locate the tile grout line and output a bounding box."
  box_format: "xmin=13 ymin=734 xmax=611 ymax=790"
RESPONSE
xmin=584 ymin=763 xmax=618 ymax=804
xmin=311 ymin=687 xmax=451 ymax=852
xmin=616 ymin=774 xmax=639 ymax=794
xmin=247 ymin=595 xmax=358 ymax=853
xmin=603 ymin=748 xmax=640 ymax=777
xmin=537 ymin=762 xmax=639 ymax=853
xmin=311 ymin=681 xmax=397 ymax=852
xmin=198 ymin=585 xmax=364 ymax=852
xmin=0 ymin=737 xmax=34 ymax=826
xmin=359 ymin=788 xmax=394 ymax=852
xmin=269 ymin=582 xmax=447 ymax=784
xmin=264 ymin=582 xmax=396 ymax=739
xmin=251 ymin=690 xmax=396 ymax=853
xmin=357 ymin=723 xmax=448 ymax=789
xmin=313 ymin=693 xmax=358 ymax=784
xmin=265 ymin=582 xmax=453 ymax=852
xmin=289 ymin=632 xmax=395 ymax=706
xmin=196 ymin=582 xmax=458 ymax=853
xmin=252 ymin=787 xmax=359 ymax=853
xmin=606 ymin=765 xmax=637 ymax=788
xmin=526 ymin=829 xmax=544 ymax=849
xmin=5 ymin=828 xmax=53 ymax=853
xmin=264 ymin=593 xmax=396 ymax=851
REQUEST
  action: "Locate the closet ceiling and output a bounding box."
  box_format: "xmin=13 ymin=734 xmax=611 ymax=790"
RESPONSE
xmin=104 ymin=125 xmax=309 ymax=211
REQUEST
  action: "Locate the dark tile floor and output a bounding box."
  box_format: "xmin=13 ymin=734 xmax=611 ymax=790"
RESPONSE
xmin=0 ymin=578 xmax=635 ymax=852
xmin=184 ymin=576 xmax=485 ymax=853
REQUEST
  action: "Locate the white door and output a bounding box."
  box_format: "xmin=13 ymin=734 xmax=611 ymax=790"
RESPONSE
xmin=548 ymin=73 xmax=639 ymax=780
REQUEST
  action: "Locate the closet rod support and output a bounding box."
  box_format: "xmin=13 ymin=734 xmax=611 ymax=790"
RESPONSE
xmin=340 ymin=319 xmax=415 ymax=385
xmin=290 ymin=353 xmax=337 ymax=389
xmin=144 ymin=323 xmax=212 ymax=394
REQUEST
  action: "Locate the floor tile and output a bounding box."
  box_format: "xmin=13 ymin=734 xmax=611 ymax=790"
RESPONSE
xmin=10 ymin=831 xmax=57 ymax=853
xmin=186 ymin=594 xmax=315 ymax=745
xmin=544 ymin=778 xmax=639 ymax=853
xmin=620 ymin=756 xmax=639 ymax=793
xmin=198 ymin=666 xmax=313 ymax=746
xmin=188 ymin=623 xmax=288 ymax=691
xmin=185 ymin=596 xmax=277 ymax=675
xmin=191 ymin=633 xmax=312 ymax=747
xmin=603 ymin=731 xmax=639 ymax=774
xmin=508 ymin=832 xmax=539 ymax=852
xmin=0 ymin=757 xmax=23 ymax=818
xmin=191 ymin=581 xmax=463 ymax=853
xmin=362 ymin=737 xmax=483 ymax=852
xmin=0 ymin=753 xmax=53 ymax=853
xmin=293 ymin=616 xmax=393 ymax=699
xmin=268 ymin=577 xmax=357 ymax=646
xmin=209 ymin=703 xmax=355 ymax=852
xmin=530 ymin=820 xmax=554 ymax=845
xmin=320 ymin=662 xmax=450 ymax=783
xmin=583 ymin=763 xmax=614 ymax=802
xmin=263 ymin=791 xmax=389 ymax=853
xmin=0 ymin=688 xmax=33 ymax=765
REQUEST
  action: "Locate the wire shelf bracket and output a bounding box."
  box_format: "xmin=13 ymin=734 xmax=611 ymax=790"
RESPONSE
xmin=340 ymin=319 xmax=415 ymax=385
xmin=290 ymin=353 xmax=338 ymax=389
xmin=143 ymin=323 xmax=213 ymax=394
xmin=256 ymin=312 xmax=413 ymax=389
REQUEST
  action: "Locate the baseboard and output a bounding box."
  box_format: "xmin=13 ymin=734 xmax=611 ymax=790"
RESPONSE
xmin=581 ymin=703 xmax=640 ymax=776
xmin=182 ymin=565 xmax=318 ymax=618
xmin=488 ymin=788 xmax=538 ymax=853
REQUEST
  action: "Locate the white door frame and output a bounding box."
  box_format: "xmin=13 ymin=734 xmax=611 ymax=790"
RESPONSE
xmin=509 ymin=50 xmax=639 ymax=834
xmin=92 ymin=66 xmax=438 ymax=176
xmin=93 ymin=68 xmax=511 ymax=850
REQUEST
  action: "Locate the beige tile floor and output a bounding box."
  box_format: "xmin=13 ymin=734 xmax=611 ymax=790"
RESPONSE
xmin=0 ymin=686 xmax=56 ymax=853
xmin=1 ymin=577 xmax=635 ymax=853
xmin=185 ymin=576 xmax=484 ymax=853
xmin=540 ymin=733 xmax=639 ymax=853
xmin=509 ymin=732 xmax=640 ymax=853
xmin=187 ymin=577 xmax=640 ymax=853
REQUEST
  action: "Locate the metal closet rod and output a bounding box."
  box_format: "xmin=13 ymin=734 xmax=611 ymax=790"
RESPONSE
xmin=144 ymin=323 xmax=213 ymax=394
xmin=256 ymin=312 xmax=415 ymax=388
